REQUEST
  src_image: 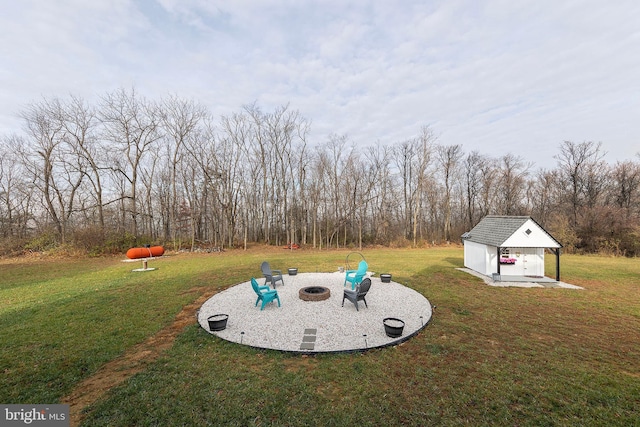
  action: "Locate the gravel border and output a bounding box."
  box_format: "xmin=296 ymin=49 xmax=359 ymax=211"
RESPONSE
xmin=197 ymin=272 xmax=433 ymax=353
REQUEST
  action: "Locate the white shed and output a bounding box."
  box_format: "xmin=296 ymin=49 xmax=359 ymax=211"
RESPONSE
xmin=461 ymin=216 xmax=562 ymax=281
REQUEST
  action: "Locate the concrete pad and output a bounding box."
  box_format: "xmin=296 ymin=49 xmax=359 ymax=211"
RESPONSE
xmin=457 ymin=268 xmax=584 ymax=289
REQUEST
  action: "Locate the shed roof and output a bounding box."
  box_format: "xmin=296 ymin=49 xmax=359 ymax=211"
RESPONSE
xmin=461 ymin=215 xmax=562 ymax=248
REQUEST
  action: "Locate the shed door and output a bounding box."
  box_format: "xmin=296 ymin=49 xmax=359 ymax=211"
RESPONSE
xmin=517 ymin=248 xmax=543 ymax=277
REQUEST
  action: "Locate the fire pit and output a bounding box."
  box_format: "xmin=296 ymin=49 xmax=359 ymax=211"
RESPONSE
xmin=299 ymin=286 xmax=331 ymax=301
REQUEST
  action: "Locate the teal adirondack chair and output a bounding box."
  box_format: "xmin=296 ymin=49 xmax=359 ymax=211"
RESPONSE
xmin=344 ymin=260 xmax=368 ymax=289
xmin=251 ymin=278 xmax=281 ymax=310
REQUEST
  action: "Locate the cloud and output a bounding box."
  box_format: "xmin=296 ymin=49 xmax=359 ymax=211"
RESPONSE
xmin=1 ymin=0 xmax=639 ymax=167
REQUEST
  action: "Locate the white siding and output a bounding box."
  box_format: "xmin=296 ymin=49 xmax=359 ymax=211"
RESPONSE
xmin=502 ymin=219 xmax=561 ymax=248
xmin=464 ymin=240 xmax=493 ymax=275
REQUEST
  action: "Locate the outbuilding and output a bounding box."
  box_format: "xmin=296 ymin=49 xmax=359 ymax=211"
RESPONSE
xmin=461 ymin=216 xmax=562 ymax=281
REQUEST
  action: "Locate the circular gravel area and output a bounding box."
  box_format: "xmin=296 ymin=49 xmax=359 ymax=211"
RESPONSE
xmin=197 ymin=272 xmax=432 ymax=353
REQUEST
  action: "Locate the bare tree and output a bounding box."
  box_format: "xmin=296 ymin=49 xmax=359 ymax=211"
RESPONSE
xmin=245 ymin=104 xmax=272 ymax=243
xmin=140 ymin=148 xmax=162 ymax=238
xmin=307 ymin=148 xmax=328 ymax=248
xmin=214 ymin=113 xmax=249 ymax=247
xmin=0 ymin=135 xmax=33 ymax=240
xmin=286 ymin=111 xmax=310 ymax=248
xmin=462 ymin=151 xmax=486 ymax=228
xmin=554 ymin=140 xmax=607 ymax=227
xmin=436 ymin=143 xmax=463 ymax=242
xmin=365 ymin=144 xmax=394 ymax=244
xmin=527 ymin=168 xmax=560 ymax=226
xmin=477 ymin=156 xmax=499 ymax=218
xmin=20 ymin=98 xmax=87 ymax=242
xmin=393 ymin=126 xmax=435 ymax=246
xmin=393 ymin=139 xmax=415 ymax=240
xmin=180 ymin=150 xmax=209 ymax=251
xmin=99 ymin=87 xmax=162 ymax=237
xmin=59 ymin=95 xmax=105 ymax=232
xmin=609 ymin=160 xmax=640 ymax=217
xmin=293 ymin=123 xmax=311 ymax=246
xmin=497 ymin=153 xmax=530 ymax=215
xmin=159 ymin=94 xmax=208 ymax=248
xmin=263 ymin=104 xmax=309 ymax=246
xmin=324 ymin=134 xmax=353 ymax=248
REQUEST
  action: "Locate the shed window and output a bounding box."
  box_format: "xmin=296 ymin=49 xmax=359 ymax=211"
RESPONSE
xmin=525 ymin=229 xmax=532 ymax=235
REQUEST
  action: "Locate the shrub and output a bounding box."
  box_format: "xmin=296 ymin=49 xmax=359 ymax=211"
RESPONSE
xmin=24 ymin=230 xmax=59 ymax=253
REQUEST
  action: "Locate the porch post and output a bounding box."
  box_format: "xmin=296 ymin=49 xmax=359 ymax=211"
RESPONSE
xmin=497 ymin=247 xmax=501 ymax=275
xmin=554 ymin=248 xmax=561 ymax=281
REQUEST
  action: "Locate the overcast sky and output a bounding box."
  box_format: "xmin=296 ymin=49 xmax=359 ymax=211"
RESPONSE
xmin=1 ymin=0 xmax=639 ymax=169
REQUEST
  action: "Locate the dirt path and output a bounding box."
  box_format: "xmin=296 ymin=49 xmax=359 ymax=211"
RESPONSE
xmin=61 ymin=287 xmax=217 ymax=427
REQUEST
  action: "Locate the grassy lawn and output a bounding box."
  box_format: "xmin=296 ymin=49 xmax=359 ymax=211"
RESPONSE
xmin=1 ymin=247 xmax=638 ymax=426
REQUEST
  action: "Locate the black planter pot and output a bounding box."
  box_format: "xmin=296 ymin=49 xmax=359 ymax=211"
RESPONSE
xmin=380 ymin=273 xmax=392 ymax=283
xmin=208 ymin=314 xmax=229 ymax=331
xmin=383 ymin=317 xmax=405 ymax=338
xmin=288 ymin=268 xmax=298 ymax=275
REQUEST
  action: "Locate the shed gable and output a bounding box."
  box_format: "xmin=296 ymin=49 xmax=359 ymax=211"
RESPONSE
xmin=503 ymin=220 xmax=561 ymax=248
xmin=463 ymin=216 xmax=561 ymax=248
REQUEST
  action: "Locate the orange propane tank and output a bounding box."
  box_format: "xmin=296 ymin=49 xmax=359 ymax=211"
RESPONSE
xmin=126 ymin=246 xmax=165 ymax=259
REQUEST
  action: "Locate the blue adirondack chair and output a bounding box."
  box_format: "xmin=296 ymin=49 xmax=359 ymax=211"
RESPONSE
xmin=251 ymin=278 xmax=281 ymax=310
xmin=344 ymin=260 xmax=368 ymax=289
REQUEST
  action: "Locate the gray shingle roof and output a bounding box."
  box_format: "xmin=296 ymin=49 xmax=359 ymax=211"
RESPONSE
xmin=462 ymin=215 xmax=539 ymax=247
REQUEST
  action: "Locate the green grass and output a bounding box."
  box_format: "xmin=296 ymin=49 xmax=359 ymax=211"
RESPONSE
xmin=1 ymin=248 xmax=638 ymax=426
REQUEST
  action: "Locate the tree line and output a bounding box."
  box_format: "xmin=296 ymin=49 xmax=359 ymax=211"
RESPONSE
xmin=1 ymin=88 xmax=639 ymax=256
